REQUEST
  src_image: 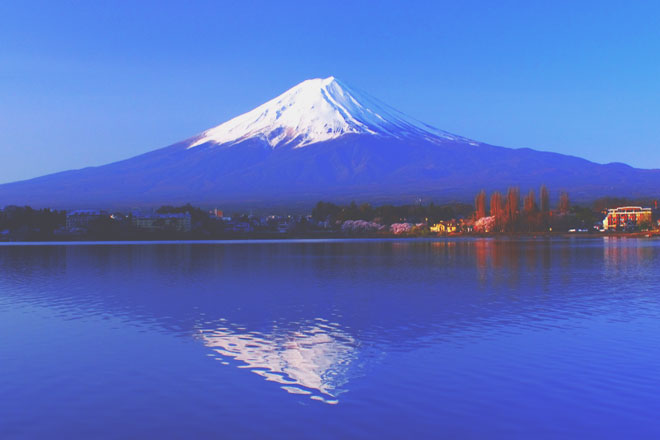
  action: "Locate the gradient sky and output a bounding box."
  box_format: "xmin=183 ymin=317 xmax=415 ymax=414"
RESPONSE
xmin=1 ymin=0 xmax=660 ymax=183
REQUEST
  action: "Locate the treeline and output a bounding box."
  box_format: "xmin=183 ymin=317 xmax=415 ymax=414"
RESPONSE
xmin=592 ymin=197 xmax=659 ymax=212
xmin=0 ymin=206 xmax=66 ymax=239
xmin=474 ymin=186 xmax=599 ymax=232
xmin=312 ymin=201 xmax=473 ymax=225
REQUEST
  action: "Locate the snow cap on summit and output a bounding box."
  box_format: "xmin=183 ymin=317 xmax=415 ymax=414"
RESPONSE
xmin=188 ymin=77 xmax=472 ymax=149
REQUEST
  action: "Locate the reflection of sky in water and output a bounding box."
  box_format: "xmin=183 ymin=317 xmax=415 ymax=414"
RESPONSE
xmin=199 ymin=318 xmax=358 ymax=404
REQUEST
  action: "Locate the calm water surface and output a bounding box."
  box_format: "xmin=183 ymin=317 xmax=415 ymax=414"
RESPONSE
xmin=1 ymin=238 xmax=660 ymax=439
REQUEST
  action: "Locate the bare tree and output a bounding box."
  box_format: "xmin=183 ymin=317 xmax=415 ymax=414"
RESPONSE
xmin=539 ymin=185 xmax=550 ymax=230
xmin=475 ymin=190 xmax=486 ymax=220
xmin=523 ymin=190 xmax=536 ymax=214
xmin=540 ymin=185 xmax=550 ymax=214
xmin=490 ymin=192 xmax=504 ymax=232
xmin=559 ymin=191 xmax=570 ymax=215
xmin=523 ymin=189 xmax=539 ymax=231
xmin=504 ymin=187 xmax=520 ymax=232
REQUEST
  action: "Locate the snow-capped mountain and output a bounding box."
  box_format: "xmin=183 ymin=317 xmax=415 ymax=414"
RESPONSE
xmin=1 ymin=76 xmax=660 ymax=210
xmin=188 ymin=76 xmax=476 ymax=149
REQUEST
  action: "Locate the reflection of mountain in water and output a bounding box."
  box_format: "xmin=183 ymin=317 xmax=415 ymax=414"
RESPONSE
xmin=199 ymin=318 xmax=357 ymax=404
xmin=2 ymin=239 xmax=658 ymax=409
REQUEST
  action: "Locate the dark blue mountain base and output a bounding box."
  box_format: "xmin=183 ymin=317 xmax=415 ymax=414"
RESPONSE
xmin=0 ymin=134 xmax=657 ymax=209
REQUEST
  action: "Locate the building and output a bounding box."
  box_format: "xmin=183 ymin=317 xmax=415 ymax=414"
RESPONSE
xmin=602 ymin=206 xmax=652 ymax=231
xmin=430 ymin=220 xmax=458 ymax=234
xmin=66 ymin=210 xmax=107 ymax=232
xmin=227 ymin=221 xmax=253 ymax=233
xmin=276 ymin=221 xmax=292 ymax=233
xmin=132 ymin=213 xmax=192 ymax=233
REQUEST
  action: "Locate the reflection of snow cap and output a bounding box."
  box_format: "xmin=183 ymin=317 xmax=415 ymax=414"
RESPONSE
xmin=199 ymin=319 xmax=357 ymax=404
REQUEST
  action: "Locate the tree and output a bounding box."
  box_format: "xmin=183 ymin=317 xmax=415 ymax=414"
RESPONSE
xmin=504 ymin=187 xmax=520 ymax=232
xmin=639 ymin=219 xmax=652 ymax=231
xmin=523 ymin=190 xmax=536 ymax=214
xmin=540 ymin=185 xmax=549 ymax=214
xmin=311 ymin=201 xmax=341 ymax=222
xmin=523 ymin=189 xmax=539 ymax=231
xmin=559 ymin=192 xmax=570 ymax=215
xmin=474 ymin=190 xmax=486 ymax=220
xmin=540 ymin=185 xmax=550 ymax=230
xmin=490 ymin=192 xmax=504 ymax=232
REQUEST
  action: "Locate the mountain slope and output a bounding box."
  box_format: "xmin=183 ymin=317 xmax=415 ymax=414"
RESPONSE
xmin=1 ymin=77 xmax=659 ymax=210
xmin=187 ymin=76 xmax=475 ymax=149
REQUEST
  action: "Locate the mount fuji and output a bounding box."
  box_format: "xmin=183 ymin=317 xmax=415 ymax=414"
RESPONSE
xmin=186 ymin=76 xmax=476 ymax=149
xmin=2 ymin=76 xmax=660 ymax=210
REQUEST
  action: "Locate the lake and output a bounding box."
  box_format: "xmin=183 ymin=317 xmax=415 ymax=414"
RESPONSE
xmin=1 ymin=238 xmax=660 ymax=439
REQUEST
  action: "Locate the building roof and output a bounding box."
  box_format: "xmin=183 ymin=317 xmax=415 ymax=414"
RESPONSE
xmin=607 ymin=206 xmax=651 ymax=212
xmin=133 ymin=213 xmax=191 ymax=219
xmin=67 ymin=210 xmax=104 ymax=216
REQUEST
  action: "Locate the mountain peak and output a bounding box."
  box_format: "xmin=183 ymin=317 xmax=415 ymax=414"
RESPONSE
xmin=188 ymin=77 xmax=475 ymax=149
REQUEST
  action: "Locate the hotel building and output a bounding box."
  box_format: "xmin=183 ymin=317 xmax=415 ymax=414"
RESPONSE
xmin=602 ymin=206 xmax=652 ymax=231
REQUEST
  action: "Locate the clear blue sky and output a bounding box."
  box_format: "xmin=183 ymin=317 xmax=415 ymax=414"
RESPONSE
xmin=1 ymin=0 xmax=659 ymax=183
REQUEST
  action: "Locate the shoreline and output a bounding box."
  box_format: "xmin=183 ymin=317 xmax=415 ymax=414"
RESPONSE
xmin=1 ymin=230 xmax=658 ymax=245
